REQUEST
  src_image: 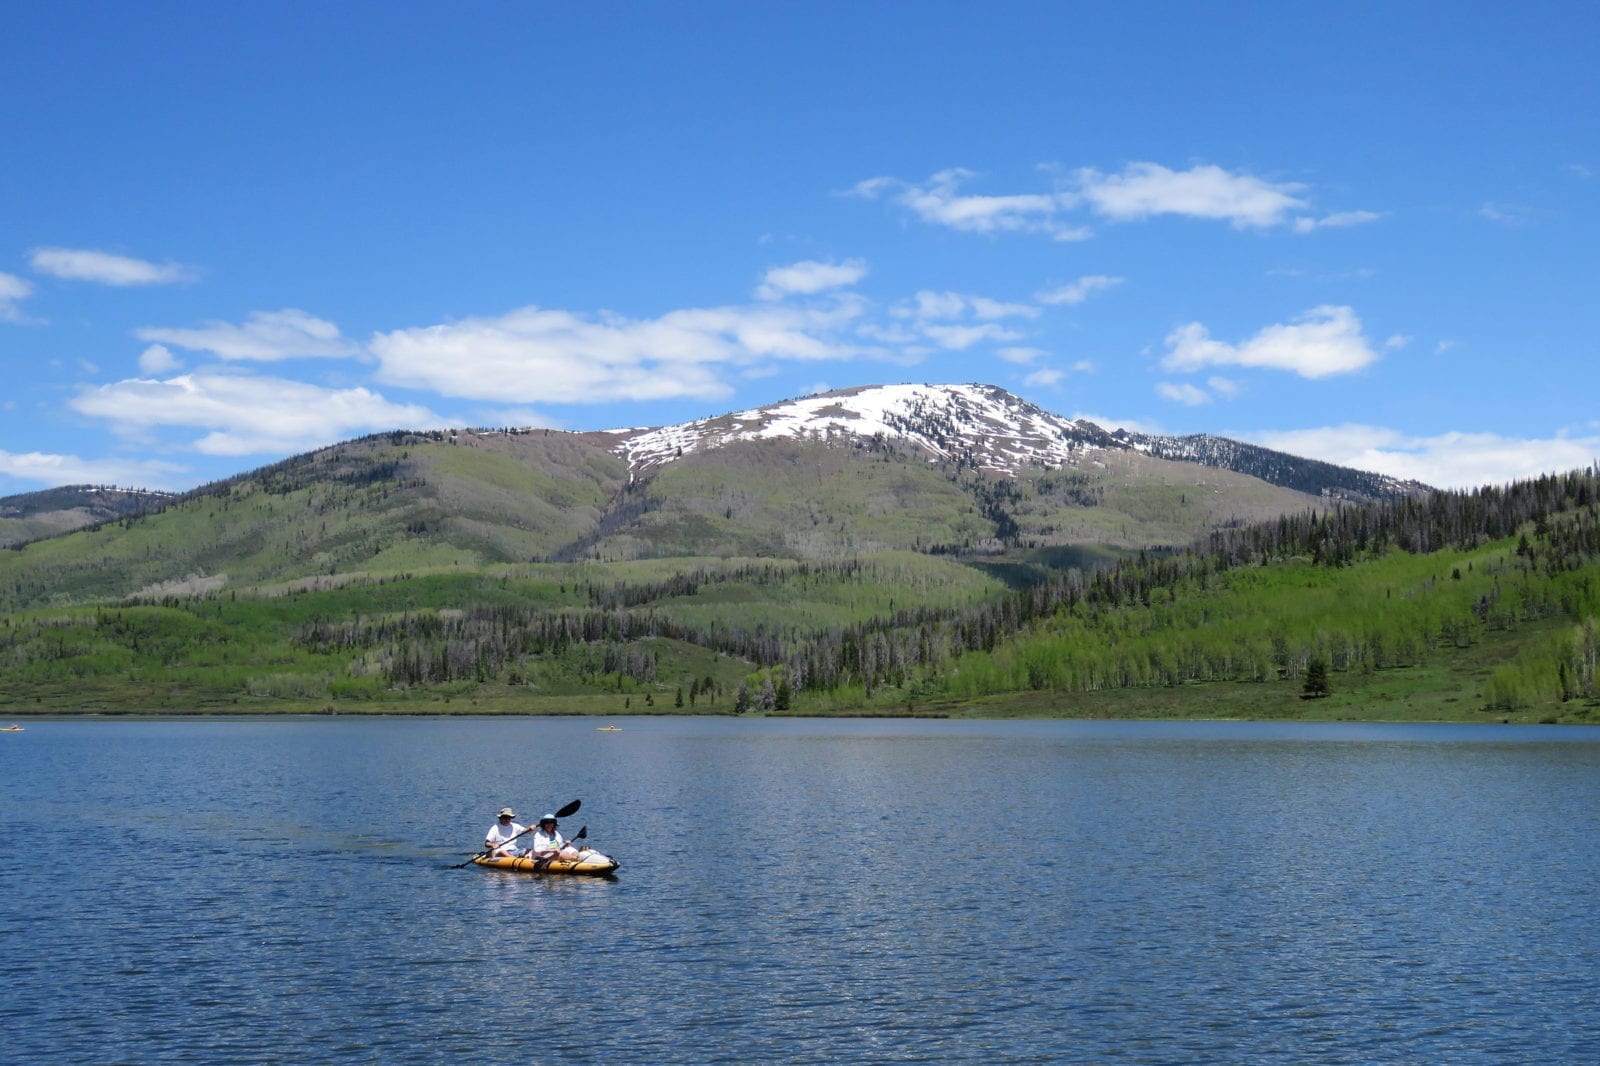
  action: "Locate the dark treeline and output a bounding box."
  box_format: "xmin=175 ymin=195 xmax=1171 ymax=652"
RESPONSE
xmin=1205 ymin=467 xmax=1600 ymax=567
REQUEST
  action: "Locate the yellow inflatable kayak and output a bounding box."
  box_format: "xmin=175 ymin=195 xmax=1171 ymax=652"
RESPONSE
xmin=472 ymin=849 xmax=620 ymax=876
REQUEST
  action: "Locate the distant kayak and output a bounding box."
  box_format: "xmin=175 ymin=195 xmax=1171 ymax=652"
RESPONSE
xmin=472 ymin=849 xmax=619 ymax=876
xmin=1 ymin=724 xmax=23 ymax=732
xmin=596 ymin=725 xmax=621 ymax=732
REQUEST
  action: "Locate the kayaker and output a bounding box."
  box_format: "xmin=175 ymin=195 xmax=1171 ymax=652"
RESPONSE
xmin=530 ymin=813 xmax=580 ymax=862
xmin=484 ymin=807 xmax=531 ymax=858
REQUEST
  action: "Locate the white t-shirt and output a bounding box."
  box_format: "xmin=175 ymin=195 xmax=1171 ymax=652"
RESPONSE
xmin=531 ymin=828 xmax=567 ymax=854
xmin=485 ymin=820 xmax=528 ymax=853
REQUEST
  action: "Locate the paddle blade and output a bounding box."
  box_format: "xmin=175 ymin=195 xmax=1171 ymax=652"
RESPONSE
xmin=555 ymin=798 xmax=581 ymax=818
xmin=575 ymin=826 xmax=587 ymax=839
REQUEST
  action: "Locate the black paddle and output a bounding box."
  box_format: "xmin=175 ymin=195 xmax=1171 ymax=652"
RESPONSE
xmin=453 ymin=798 xmax=580 ymax=867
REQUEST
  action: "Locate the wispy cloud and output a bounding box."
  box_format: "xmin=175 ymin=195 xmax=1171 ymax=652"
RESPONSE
xmin=1024 ymin=368 xmax=1064 ymax=387
xmin=920 ymin=323 xmax=1027 ymax=350
xmin=756 ymin=258 xmax=868 ymax=301
xmin=998 ymin=346 xmax=1048 ymax=365
xmin=1162 ymin=305 xmax=1380 ymax=379
xmin=0 ymin=272 xmax=34 ymax=322
xmin=855 ymin=161 xmax=1372 ymax=239
xmin=849 ymin=169 xmax=1089 ymax=241
xmin=1157 ymin=381 xmax=1213 ymax=406
xmin=1478 ymin=202 xmax=1534 ymax=227
xmin=70 ymin=372 xmax=444 ymax=457
xmin=0 ymin=448 xmax=190 ymax=490
xmin=1036 ymin=274 xmax=1124 ymax=306
xmin=135 ymin=309 xmax=360 ymax=361
xmin=885 ymin=290 xmax=1038 ymax=350
xmin=31 ymin=247 xmax=193 ymax=286
xmin=1292 ymin=210 xmax=1382 ymax=233
xmin=1247 ymin=425 xmax=1600 ymax=491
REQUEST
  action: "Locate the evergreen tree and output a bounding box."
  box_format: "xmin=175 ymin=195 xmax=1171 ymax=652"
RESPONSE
xmin=1302 ymin=658 xmax=1331 ymax=699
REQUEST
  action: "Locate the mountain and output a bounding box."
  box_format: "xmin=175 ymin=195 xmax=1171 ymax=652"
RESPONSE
xmin=0 ymin=485 xmax=171 ymax=548
xmin=0 ymin=384 xmax=1424 ymax=610
xmin=613 ymin=383 xmax=1423 ymax=501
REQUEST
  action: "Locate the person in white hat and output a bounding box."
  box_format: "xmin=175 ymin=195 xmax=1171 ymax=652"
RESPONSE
xmin=484 ymin=807 xmax=531 ymax=858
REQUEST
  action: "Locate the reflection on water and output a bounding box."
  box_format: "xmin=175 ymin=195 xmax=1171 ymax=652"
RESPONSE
xmin=4 ymin=716 xmax=1600 ymax=1062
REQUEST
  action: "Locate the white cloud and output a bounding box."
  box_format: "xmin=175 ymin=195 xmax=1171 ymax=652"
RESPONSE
xmin=892 ymin=291 xmax=967 ymax=321
xmin=473 ymin=407 xmax=563 ymax=430
xmin=370 ymin=300 xmax=878 ymax=404
xmin=135 ymin=309 xmax=360 ymax=361
xmin=69 ymin=372 xmax=444 ymax=456
xmin=1157 ymin=381 xmax=1213 ymax=406
xmin=1292 ymin=210 xmax=1382 ymax=233
xmin=1024 ymin=368 xmax=1064 ymax=388
xmin=0 ymin=448 xmax=189 ymax=490
xmin=1072 ymin=411 xmax=1165 ymax=436
xmin=138 ymin=344 xmax=181 ymax=374
xmin=968 ymin=296 xmax=1038 ymax=320
xmin=850 ymin=169 xmax=1090 ymax=241
xmin=1384 ymin=334 xmax=1411 ymax=350
xmin=756 ymin=259 xmax=867 ymax=300
xmin=1036 ymin=274 xmax=1124 ymax=306
xmin=1162 ymin=305 xmax=1379 ymax=379
xmin=0 ymin=272 xmax=34 ymax=322
xmin=920 ymin=322 xmax=1025 ymax=350
xmin=856 ymin=161 xmax=1355 ymax=238
xmin=30 ymin=247 xmax=193 ymax=286
xmin=1075 ymin=163 xmax=1307 ymax=228
xmin=998 ymin=346 xmax=1048 ymax=365
xmin=892 ymin=291 xmax=1038 ymax=323
xmin=1070 ymin=359 xmax=1095 ymax=373
xmin=1478 ymin=202 xmax=1533 ymax=226
xmin=885 ymin=290 xmax=1036 ymax=351
xmin=1207 ymin=375 xmax=1240 ymax=398
xmin=1434 ymin=339 xmax=1457 ymax=356
xmin=1246 ymin=424 xmax=1600 ymax=491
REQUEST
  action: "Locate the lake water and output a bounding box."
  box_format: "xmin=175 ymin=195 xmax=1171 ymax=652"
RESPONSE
xmin=4 ymin=716 xmax=1600 ymax=1063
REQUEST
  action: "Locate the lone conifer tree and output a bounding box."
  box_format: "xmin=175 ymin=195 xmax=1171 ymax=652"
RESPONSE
xmin=1302 ymin=658 xmax=1331 ymax=699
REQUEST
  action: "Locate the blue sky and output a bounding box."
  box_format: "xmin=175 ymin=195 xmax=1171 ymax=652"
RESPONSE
xmin=3 ymin=2 xmax=1597 ymax=494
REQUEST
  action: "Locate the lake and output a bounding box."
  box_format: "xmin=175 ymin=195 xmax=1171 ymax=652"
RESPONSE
xmin=4 ymin=716 xmax=1600 ymax=1063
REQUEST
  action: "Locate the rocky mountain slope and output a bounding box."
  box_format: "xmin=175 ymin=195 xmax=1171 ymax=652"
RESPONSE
xmin=609 ymin=383 xmax=1424 ymax=500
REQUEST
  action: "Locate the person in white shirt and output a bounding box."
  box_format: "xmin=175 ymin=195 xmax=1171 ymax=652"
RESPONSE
xmin=530 ymin=813 xmax=580 ymax=862
xmin=484 ymin=807 xmax=531 ymax=857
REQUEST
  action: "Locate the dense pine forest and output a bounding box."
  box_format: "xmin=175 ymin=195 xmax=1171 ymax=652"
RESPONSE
xmin=2 ymin=467 xmax=1597 ymax=719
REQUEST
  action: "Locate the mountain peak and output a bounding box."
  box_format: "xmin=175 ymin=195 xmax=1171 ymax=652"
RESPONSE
xmin=612 ymin=382 xmax=1108 ymax=478
xmin=607 ymin=382 xmax=1426 ymax=502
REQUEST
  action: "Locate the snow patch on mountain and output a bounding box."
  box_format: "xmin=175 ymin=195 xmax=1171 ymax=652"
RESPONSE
xmin=605 ymin=382 xmax=1427 ymax=499
xmin=611 ymin=383 xmax=1114 ymax=478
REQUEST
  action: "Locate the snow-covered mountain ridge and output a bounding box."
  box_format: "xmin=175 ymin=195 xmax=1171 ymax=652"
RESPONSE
xmin=607 ymin=383 xmax=1425 ymax=501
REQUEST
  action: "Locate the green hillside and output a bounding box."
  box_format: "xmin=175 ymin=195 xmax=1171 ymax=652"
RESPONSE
xmin=0 ymin=424 xmax=1327 ymax=611
xmin=2 ymin=467 xmax=1596 ymax=722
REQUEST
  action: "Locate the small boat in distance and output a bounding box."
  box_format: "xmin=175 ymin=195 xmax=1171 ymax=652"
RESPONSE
xmin=1 ymin=724 xmax=24 ymax=732
xmin=596 ymin=724 xmax=622 ymax=732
